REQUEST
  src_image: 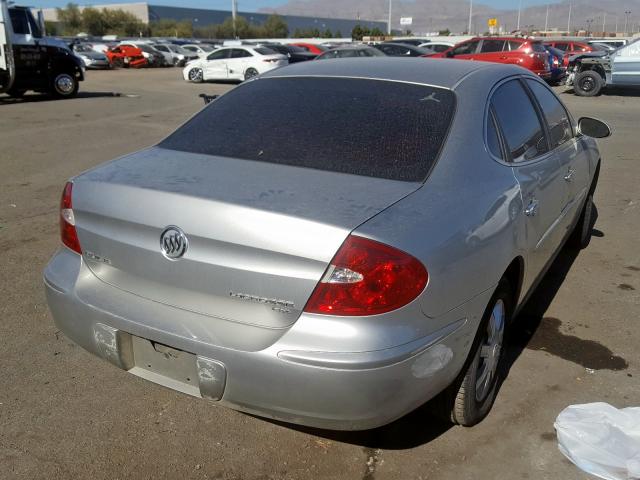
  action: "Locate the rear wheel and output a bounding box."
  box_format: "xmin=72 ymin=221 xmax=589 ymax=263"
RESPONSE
xmin=244 ymin=68 xmax=259 ymax=81
xmin=50 ymin=72 xmax=79 ymax=99
xmin=188 ymin=67 xmax=203 ymax=83
xmin=436 ymin=279 xmax=512 ymax=426
xmin=574 ymin=70 xmax=603 ymax=97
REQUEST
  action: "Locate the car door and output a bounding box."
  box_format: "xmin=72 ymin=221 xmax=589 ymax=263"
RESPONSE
xmin=611 ymin=40 xmax=640 ymax=85
xmin=476 ymin=39 xmax=506 ymax=63
xmin=490 ymin=78 xmax=568 ymax=285
xmin=203 ymin=48 xmax=230 ymax=80
xmin=525 ymin=79 xmax=589 ymax=230
xmin=226 ymin=48 xmax=253 ymax=79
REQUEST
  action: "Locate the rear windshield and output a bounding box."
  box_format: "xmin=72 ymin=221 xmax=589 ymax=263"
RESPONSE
xmin=160 ymin=77 xmax=456 ymax=182
xmin=254 ymin=47 xmax=276 ymax=55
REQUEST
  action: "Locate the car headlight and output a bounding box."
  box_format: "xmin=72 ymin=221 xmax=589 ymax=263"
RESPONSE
xmin=142 ymin=52 xmax=150 ymax=58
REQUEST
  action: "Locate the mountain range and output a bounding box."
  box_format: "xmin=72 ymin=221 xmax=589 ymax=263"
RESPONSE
xmin=261 ymin=0 xmax=640 ymax=35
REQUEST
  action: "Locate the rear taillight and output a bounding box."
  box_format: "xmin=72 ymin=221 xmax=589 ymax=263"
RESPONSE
xmin=60 ymin=182 xmax=82 ymax=254
xmin=304 ymin=235 xmax=428 ymax=316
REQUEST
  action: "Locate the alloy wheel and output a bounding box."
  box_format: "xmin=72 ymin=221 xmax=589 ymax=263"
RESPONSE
xmin=475 ymin=299 xmax=505 ymax=402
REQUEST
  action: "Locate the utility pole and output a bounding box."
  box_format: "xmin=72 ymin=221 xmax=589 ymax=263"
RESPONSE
xmin=615 ymin=15 xmax=618 ymax=32
xmin=387 ymin=0 xmax=392 ymax=34
xmin=231 ymin=0 xmax=238 ymax=38
xmin=602 ymin=12 xmax=606 ymax=33
xmin=468 ymin=0 xmax=473 ymax=34
xmin=624 ymin=10 xmax=631 ymax=35
xmin=544 ymin=4 xmax=549 ymax=31
xmin=516 ymin=0 xmax=522 ymax=31
xmin=567 ymin=3 xmax=572 ymax=33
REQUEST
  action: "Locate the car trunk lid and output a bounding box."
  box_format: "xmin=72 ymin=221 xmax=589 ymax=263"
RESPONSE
xmin=72 ymin=147 xmax=421 ymax=329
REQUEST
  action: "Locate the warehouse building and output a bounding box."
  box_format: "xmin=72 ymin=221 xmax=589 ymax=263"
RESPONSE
xmin=41 ymin=2 xmax=386 ymax=34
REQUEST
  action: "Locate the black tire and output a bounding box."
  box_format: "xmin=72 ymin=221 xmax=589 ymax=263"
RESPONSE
xmin=436 ymin=278 xmax=512 ymax=427
xmin=568 ymin=164 xmax=600 ymax=249
xmin=188 ymin=67 xmax=204 ymax=83
xmin=574 ymin=70 xmax=604 ymax=97
xmin=49 ymin=72 xmax=79 ymax=99
xmin=112 ymin=58 xmax=124 ymax=69
xmin=244 ymin=68 xmax=259 ymax=81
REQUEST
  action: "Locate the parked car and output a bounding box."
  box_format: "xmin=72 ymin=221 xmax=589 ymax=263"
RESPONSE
xmin=315 ymin=45 xmax=385 ymax=60
xmin=387 ymin=38 xmax=432 ymax=46
xmin=588 ymin=39 xmax=627 ymax=49
xmin=183 ymin=46 xmax=287 ymax=82
xmin=152 ymin=43 xmax=192 ymax=66
xmin=105 ymin=45 xmax=147 ymax=68
xmin=374 ymin=42 xmax=434 ymax=57
xmin=72 ymin=43 xmax=111 ymax=69
xmin=544 ymin=45 xmax=567 ymax=84
xmin=290 ymin=42 xmax=328 ymax=55
xmin=544 ymin=40 xmax=595 ymax=67
xmin=45 ymin=58 xmax=610 ymax=431
xmin=259 ymin=44 xmax=317 ymax=62
xmin=419 ymin=41 xmax=455 ymax=53
xmin=120 ymin=42 xmax=167 ymax=67
xmin=433 ymin=37 xmax=551 ymax=79
xmin=182 ymin=43 xmax=217 ymax=58
xmin=566 ymin=38 xmax=640 ymax=96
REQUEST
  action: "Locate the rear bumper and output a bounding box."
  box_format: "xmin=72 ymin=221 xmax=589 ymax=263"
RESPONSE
xmin=44 ymin=247 xmax=488 ymax=430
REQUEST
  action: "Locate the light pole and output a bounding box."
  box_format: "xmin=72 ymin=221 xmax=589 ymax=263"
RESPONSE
xmin=602 ymin=13 xmax=606 ymax=33
xmin=516 ymin=0 xmax=522 ymax=31
xmin=388 ymin=0 xmax=392 ymax=35
xmin=567 ymin=3 xmax=572 ymax=33
xmin=544 ymin=4 xmax=549 ymax=31
xmin=624 ymin=10 xmax=631 ymax=35
xmin=231 ymin=0 xmax=238 ymax=39
xmin=468 ymin=0 xmax=473 ymax=34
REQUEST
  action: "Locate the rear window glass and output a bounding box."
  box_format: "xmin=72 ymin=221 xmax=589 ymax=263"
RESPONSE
xmin=531 ymin=42 xmax=546 ymax=53
xmin=160 ymin=77 xmax=456 ymax=182
xmin=254 ymin=47 xmax=276 ymax=55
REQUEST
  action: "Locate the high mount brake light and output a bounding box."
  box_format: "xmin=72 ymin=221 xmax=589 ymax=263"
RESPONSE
xmin=60 ymin=182 xmax=82 ymax=254
xmin=304 ymin=235 xmax=428 ymax=316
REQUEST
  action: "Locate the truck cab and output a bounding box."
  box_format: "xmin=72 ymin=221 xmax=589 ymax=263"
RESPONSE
xmin=1 ymin=1 xmax=83 ymax=99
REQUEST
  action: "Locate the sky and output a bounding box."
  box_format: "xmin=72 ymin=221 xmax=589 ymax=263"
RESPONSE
xmin=29 ymin=0 xmax=564 ymax=12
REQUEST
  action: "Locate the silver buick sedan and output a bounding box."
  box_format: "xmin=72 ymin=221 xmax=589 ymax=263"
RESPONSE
xmin=44 ymin=58 xmax=610 ymax=430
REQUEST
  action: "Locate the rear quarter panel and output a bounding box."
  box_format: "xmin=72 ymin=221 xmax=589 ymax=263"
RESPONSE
xmin=355 ymin=70 xmax=526 ymax=325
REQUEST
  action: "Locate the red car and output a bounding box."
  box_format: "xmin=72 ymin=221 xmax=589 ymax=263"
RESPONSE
xmin=105 ymin=45 xmax=148 ymax=69
xmin=544 ymin=41 xmax=593 ymax=67
xmin=290 ymin=42 xmax=328 ymax=55
xmin=432 ymin=37 xmax=551 ymax=79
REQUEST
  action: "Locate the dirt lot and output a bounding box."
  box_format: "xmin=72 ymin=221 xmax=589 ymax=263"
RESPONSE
xmin=1 ymin=68 xmax=638 ymax=480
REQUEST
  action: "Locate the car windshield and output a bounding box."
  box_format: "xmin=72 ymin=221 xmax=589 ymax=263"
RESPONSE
xmin=160 ymin=77 xmax=456 ymax=182
xmin=74 ymin=45 xmax=93 ymax=53
xmin=200 ymin=45 xmax=215 ymax=52
xmin=287 ymin=45 xmax=307 ymax=53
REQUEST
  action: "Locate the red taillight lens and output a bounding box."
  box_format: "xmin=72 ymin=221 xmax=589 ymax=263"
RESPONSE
xmin=60 ymin=181 xmax=82 ymax=254
xmin=304 ymin=235 xmax=428 ymax=316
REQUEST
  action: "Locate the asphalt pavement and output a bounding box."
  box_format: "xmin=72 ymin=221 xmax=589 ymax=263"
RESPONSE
xmin=0 ymin=68 xmax=638 ymax=480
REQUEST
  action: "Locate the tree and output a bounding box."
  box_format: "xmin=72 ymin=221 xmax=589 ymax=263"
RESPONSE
xmin=370 ymin=27 xmax=384 ymax=36
xmin=82 ymin=7 xmax=106 ymax=36
xmin=335 ymin=30 xmax=342 ymax=38
xmin=56 ymin=3 xmax=82 ymax=35
xmin=262 ymin=14 xmax=288 ymax=38
xmin=150 ymin=19 xmax=193 ymax=37
xmin=322 ymin=28 xmax=333 ymax=38
xmin=44 ymin=20 xmax=59 ymax=36
xmin=351 ymin=24 xmax=364 ymax=40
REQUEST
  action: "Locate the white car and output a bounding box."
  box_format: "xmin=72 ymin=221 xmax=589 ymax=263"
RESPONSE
xmin=182 ymin=43 xmax=217 ymax=58
xmin=182 ymin=46 xmax=288 ymax=82
xmin=418 ymin=41 xmax=455 ymax=53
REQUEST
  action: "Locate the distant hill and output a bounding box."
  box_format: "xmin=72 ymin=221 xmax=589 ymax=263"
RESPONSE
xmin=261 ymin=0 xmax=640 ymax=35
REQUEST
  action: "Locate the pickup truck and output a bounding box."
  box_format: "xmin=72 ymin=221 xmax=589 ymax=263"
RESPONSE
xmin=566 ymin=37 xmax=640 ymax=96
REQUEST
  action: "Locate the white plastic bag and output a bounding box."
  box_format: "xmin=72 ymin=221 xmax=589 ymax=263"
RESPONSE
xmin=555 ymin=402 xmax=640 ymax=480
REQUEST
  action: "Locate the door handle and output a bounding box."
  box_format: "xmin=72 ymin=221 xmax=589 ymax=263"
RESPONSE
xmin=564 ymin=168 xmax=575 ymax=182
xmin=525 ymin=198 xmax=539 ymax=217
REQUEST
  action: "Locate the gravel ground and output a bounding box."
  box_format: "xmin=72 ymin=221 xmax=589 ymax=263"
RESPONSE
xmin=0 ymin=68 xmax=638 ymax=480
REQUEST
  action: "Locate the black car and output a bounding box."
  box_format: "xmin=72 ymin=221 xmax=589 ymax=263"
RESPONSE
xmin=315 ymin=45 xmax=386 ymax=60
xmin=384 ymin=38 xmax=431 ymax=47
xmin=374 ymin=43 xmax=434 ymax=57
xmin=262 ymin=44 xmax=317 ymax=63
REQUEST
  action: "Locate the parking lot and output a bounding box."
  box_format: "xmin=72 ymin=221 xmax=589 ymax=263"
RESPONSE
xmin=1 ymin=68 xmax=638 ymax=479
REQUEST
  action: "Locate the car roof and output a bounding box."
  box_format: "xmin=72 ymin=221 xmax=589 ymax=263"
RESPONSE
xmin=260 ymin=57 xmax=530 ymax=90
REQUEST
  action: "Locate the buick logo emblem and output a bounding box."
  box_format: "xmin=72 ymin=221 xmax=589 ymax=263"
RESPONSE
xmin=160 ymin=226 xmax=188 ymax=260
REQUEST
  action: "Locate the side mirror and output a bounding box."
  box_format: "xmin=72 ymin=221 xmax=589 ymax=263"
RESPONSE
xmin=578 ymin=117 xmax=612 ymax=138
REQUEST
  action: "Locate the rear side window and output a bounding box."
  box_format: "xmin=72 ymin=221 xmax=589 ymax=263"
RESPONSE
xmin=160 ymin=77 xmax=456 ymax=182
xmin=531 ymin=42 xmax=546 ymax=53
xmin=526 ymin=79 xmax=573 ymax=148
xmin=481 ymin=40 xmax=506 ymax=53
xmin=207 ymin=49 xmax=229 ymax=60
xmin=230 ymin=49 xmax=252 ymax=58
xmin=491 ymin=80 xmax=548 ymax=162
xmin=507 ymin=40 xmax=523 ymax=51
xmin=452 ymin=40 xmax=480 ymax=55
